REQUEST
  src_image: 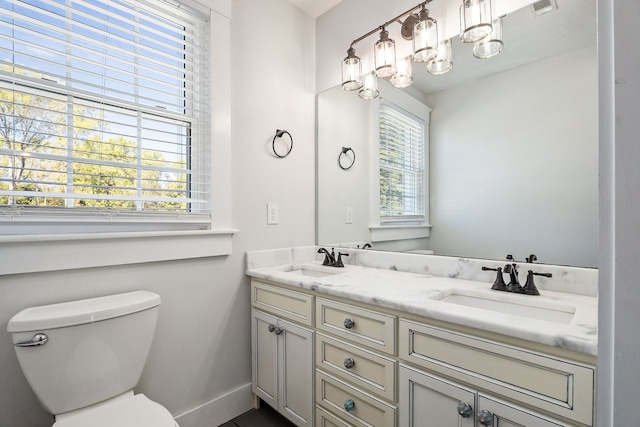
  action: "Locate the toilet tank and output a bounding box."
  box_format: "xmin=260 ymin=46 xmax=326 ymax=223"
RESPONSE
xmin=7 ymin=291 xmax=161 ymax=415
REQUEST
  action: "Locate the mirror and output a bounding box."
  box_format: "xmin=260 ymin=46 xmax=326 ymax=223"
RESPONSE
xmin=317 ymin=0 xmax=598 ymax=267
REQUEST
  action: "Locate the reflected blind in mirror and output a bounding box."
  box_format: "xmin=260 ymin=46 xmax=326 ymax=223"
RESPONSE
xmin=379 ymin=102 xmax=426 ymax=222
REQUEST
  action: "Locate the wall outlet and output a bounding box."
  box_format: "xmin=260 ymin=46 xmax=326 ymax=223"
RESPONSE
xmin=267 ymin=202 xmax=279 ymax=225
xmin=345 ymin=206 xmax=353 ymax=224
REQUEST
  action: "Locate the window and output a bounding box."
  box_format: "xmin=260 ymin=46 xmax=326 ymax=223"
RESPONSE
xmin=0 ymin=0 xmax=210 ymax=233
xmin=379 ymin=102 xmax=427 ymax=224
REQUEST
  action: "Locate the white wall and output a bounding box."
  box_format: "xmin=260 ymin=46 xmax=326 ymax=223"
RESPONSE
xmin=597 ymin=0 xmax=640 ymax=424
xmin=427 ymin=46 xmax=598 ymax=267
xmin=0 ymin=0 xmax=316 ymax=426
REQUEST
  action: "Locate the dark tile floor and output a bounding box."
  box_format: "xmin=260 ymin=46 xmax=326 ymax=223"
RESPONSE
xmin=218 ymin=403 xmax=296 ymax=427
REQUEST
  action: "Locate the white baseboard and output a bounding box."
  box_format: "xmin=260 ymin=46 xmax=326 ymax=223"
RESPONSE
xmin=174 ymin=383 xmax=254 ymax=427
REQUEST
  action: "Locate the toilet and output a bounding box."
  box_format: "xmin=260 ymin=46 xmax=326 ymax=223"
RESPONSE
xmin=7 ymin=291 xmax=178 ymax=426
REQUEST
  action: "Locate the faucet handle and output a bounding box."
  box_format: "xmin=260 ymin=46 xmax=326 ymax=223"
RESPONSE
xmin=482 ymin=266 xmax=508 ymax=291
xmin=523 ymin=270 xmax=552 ymax=295
xmin=335 ymin=252 xmax=349 ymax=268
xmin=526 ymin=254 xmax=538 ymax=263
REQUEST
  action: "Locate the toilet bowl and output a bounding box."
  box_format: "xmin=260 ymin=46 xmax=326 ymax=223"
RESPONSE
xmin=7 ymin=291 xmax=178 ymax=426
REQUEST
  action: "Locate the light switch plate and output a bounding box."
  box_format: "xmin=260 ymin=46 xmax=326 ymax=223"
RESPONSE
xmin=267 ymin=202 xmax=279 ymax=225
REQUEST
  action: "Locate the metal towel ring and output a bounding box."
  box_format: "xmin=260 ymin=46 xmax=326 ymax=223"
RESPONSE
xmin=272 ymin=129 xmax=293 ymax=158
xmin=338 ymin=147 xmax=355 ymax=170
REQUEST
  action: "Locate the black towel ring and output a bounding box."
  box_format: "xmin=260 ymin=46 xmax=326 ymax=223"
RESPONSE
xmin=272 ymin=129 xmax=293 ymax=158
xmin=338 ymin=147 xmax=356 ymax=170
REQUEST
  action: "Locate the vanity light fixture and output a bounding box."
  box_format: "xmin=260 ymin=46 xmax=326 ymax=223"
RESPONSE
xmin=341 ymin=47 xmax=363 ymax=91
xmin=460 ymin=0 xmax=493 ymax=43
xmin=412 ymin=4 xmax=439 ymax=62
xmin=374 ymin=27 xmax=397 ymax=78
xmin=473 ymin=15 xmax=504 ymax=59
xmin=359 ymin=72 xmax=379 ymax=100
xmin=340 ymin=0 xmax=504 ymax=99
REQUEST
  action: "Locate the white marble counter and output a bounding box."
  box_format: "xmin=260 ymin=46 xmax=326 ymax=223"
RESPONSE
xmin=246 ymin=246 xmax=598 ymax=356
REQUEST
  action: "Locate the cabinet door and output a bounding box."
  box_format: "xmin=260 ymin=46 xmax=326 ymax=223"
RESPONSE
xmin=252 ymin=309 xmax=279 ymax=408
xmin=477 ymin=394 xmax=569 ymax=427
xmin=279 ymin=318 xmax=314 ymax=427
xmin=399 ymin=364 xmax=475 ymax=427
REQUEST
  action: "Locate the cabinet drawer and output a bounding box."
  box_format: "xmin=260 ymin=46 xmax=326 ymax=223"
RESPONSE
xmin=316 ymin=370 xmax=396 ymax=427
xmin=399 ymin=319 xmax=594 ymax=426
xmin=316 ymin=298 xmax=396 ymax=355
xmin=251 ymin=281 xmax=314 ymax=326
xmin=315 ymin=405 xmax=352 ymax=427
xmin=316 ymin=333 xmax=396 ymax=401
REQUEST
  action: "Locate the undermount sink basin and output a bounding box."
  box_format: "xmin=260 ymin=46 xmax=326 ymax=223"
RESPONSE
xmin=285 ymin=266 xmax=343 ymax=278
xmin=437 ymin=290 xmax=576 ymax=324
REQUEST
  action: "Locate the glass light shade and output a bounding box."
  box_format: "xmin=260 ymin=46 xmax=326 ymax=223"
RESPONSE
xmin=359 ymin=72 xmax=379 ymax=100
xmin=427 ymin=39 xmax=453 ymax=75
xmin=413 ymin=8 xmax=438 ymax=62
xmin=341 ymin=47 xmax=363 ymax=91
xmin=390 ymin=56 xmax=413 ymax=88
xmin=460 ymin=0 xmax=493 ymax=43
xmin=473 ymin=16 xmax=504 ymax=59
xmin=374 ymin=29 xmax=396 ymax=78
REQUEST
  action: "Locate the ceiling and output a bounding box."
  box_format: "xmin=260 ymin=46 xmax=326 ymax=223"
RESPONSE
xmin=285 ymin=0 xmax=343 ymax=18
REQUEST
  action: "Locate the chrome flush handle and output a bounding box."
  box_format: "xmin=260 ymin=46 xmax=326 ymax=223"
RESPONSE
xmin=14 ymin=333 xmax=48 ymax=347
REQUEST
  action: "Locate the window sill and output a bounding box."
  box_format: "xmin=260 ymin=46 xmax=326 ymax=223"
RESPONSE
xmin=369 ymin=224 xmax=431 ymax=242
xmin=0 ymin=229 xmax=238 ymax=275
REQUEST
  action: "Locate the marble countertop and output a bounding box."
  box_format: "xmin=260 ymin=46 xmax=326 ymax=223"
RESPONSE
xmin=246 ymin=247 xmax=598 ymax=356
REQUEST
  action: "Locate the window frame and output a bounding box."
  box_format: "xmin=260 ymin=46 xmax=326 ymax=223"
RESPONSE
xmin=0 ymin=0 xmax=235 ymax=275
xmin=0 ymin=0 xmax=212 ymax=233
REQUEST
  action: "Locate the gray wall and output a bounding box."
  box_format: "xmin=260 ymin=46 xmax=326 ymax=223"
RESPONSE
xmin=0 ymin=0 xmax=316 ymax=426
xmin=427 ymin=45 xmax=598 ymax=267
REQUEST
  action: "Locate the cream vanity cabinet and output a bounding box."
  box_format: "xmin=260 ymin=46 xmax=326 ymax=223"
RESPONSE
xmin=399 ymin=319 xmax=596 ymax=427
xmin=250 ymin=278 xmax=596 ymax=427
xmin=251 ymin=281 xmax=314 ymax=426
xmin=315 ymin=297 xmax=398 ymax=427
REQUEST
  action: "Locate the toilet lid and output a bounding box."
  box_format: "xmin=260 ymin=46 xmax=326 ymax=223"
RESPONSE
xmin=53 ymin=394 xmax=177 ymax=427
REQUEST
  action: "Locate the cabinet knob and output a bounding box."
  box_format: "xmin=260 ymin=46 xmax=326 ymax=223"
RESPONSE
xmin=268 ymin=324 xmax=276 ymax=333
xmin=477 ymin=409 xmax=493 ymax=426
xmin=344 ymin=358 xmax=355 ymax=369
xmin=456 ymin=401 xmax=473 ymax=418
xmin=343 ymin=318 xmax=355 ymax=329
xmin=274 ymin=327 xmax=284 ymax=335
xmin=343 ymin=399 xmax=355 ymax=412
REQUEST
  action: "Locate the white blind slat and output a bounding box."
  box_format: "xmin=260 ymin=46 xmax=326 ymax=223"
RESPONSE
xmin=379 ymin=102 xmax=426 ymax=220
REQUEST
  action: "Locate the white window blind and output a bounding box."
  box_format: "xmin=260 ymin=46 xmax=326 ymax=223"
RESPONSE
xmin=379 ymin=102 xmax=426 ymax=222
xmin=0 ymin=0 xmax=210 ymax=228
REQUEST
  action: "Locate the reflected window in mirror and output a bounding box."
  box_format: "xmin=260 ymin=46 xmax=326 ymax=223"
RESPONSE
xmin=379 ymin=102 xmax=428 ymax=225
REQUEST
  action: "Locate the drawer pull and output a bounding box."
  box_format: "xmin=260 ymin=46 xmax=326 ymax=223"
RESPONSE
xmin=268 ymin=324 xmax=276 ymax=333
xmin=274 ymin=327 xmax=283 ymax=335
xmin=343 ymin=399 xmax=355 ymax=412
xmin=343 ymin=357 xmax=355 ymax=369
xmin=456 ymin=401 xmax=473 ymax=418
xmin=477 ymin=409 xmax=493 ymax=426
xmin=343 ymin=318 xmax=355 ymax=329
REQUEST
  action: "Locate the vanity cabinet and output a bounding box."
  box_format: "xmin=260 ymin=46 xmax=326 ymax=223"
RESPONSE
xmin=249 ymin=278 xmax=596 ymax=427
xmin=400 ymin=364 xmax=569 ymax=427
xmin=399 ymin=319 xmax=595 ymax=426
xmin=315 ymin=298 xmax=398 ymax=427
xmin=251 ymin=282 xmax=314 ymax=427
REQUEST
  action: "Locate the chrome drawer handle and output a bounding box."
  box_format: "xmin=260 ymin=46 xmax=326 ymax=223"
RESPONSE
xmin=14 ymin=333 xmax=48 ymax=347
xmin=344 ymin=399 xmax=355 ymax=412
xmin=343 ymin=318 xmax=355 ymax=329
xmin=344 ymin=358 xmax=355 ymax=369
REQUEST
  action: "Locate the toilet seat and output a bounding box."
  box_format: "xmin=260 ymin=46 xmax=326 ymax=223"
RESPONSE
xmin=52 ymin=394 xmax=178 ymax=427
